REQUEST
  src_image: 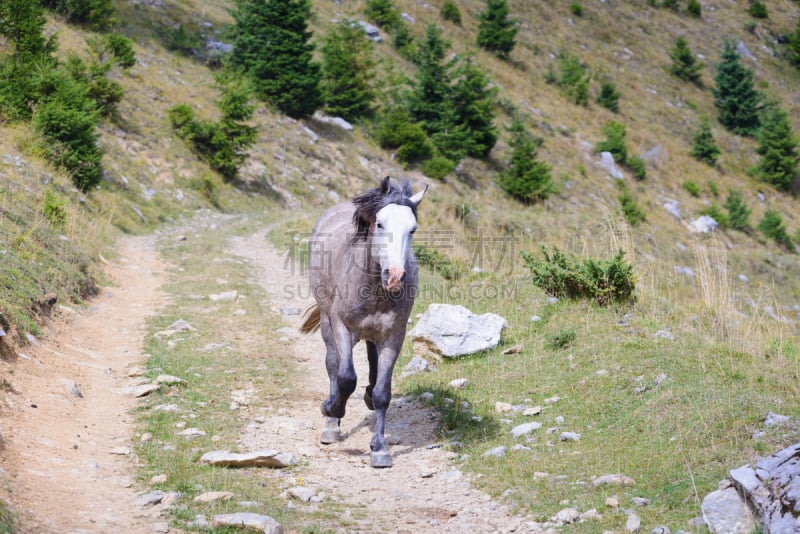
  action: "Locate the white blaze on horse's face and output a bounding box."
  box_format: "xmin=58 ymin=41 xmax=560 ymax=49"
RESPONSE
xmin=373 ymin=204 xmax=417 ymax=291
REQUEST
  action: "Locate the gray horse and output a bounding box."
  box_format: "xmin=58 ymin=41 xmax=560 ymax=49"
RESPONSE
xmin=300 ymin=177 xmax=426 ymax=468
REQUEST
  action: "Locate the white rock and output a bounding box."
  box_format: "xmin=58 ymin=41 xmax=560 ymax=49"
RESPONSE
xmin=495 ymin=402 xmax=513 ymax=413
xmin=410 ymin=304 xmax=507 ymax=358
xmin=593 ymin=474 xmax=636 ymax=486
xmin=288 ymin=486 xmax=316 ymax=502
xmin=177 ymin=428 xmax=206 ymax=439
xmin=600 ymin=151 xmax=624 ymax=179
xmin=156 ymin=374 xmax=185 ymax=385
xmin=194 ymin=491 xmax=234 ymax=503
xmin=625 ymin=512 xmax=641 ymax=532
xmin=559 ymin=432 xmax=581 ymax=442
xmin=483 ymin=446 xmax=507 ymax=458
xmin=211 ymin=513 xmax=281 ymax=534
xmin=200 ymin=450 xmax=297 ymax=468
xmin=688 ymin=215 xmax=718 ymax=234
xmin=552 ymin=507 xmax=579 ymax=524
xmin=449 ymin=378 xmax=468 ymax=389
xmin=511 ymin=422 xmax=542 ymax=437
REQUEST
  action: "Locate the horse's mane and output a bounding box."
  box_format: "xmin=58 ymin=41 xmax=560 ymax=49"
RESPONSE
xmin=351 ymin=176 xmax=418 ymax=240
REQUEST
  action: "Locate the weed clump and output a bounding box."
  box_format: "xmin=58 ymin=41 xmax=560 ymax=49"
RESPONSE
xmin=522 ymin=246 xmax=635 ymax=306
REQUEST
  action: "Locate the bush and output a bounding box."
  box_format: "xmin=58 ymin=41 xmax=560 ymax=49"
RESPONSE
xmin=618 ymin=181 xmax=646 ymax=226
xmin=596 ymin=121 xmax=628 ymax=164
xmin=748 ymin=1 xmax=768 ymax=19
xmin=522 ymin=245 xmax=636 ymax=306
xmin=758 ymin=209 xmax=793 ymax=249
xmin=690 ymin=117 xmax=720 ymax=165
xmin=687 ymin=0 xmax=701 ymax=16
xmin=42 ymin=190 xmax=67 ymax=229
xmin=421 ymin=155 xmax=455 ymax=180
xmin=43 ymin=0 xmax=116 ymax=30
xmin=103 ymin=34 xmax=136 ymax=69
xmin=683 ymin=180 xmax=701 ymax=197
xmin=597 ymin=82 xmax=620 ymax=112
xmin=441 ymin=1 xmax=461 ymax=24
xmin=548 ymin=328 xmax=576 ymax=350
xmin=569 ymin=3 xmax=583 ymax=16
xmin=413 ymin=243 xmax=468 ymax=280
xmin=498 ymin=116 xmax=553 ymax=203
xmin=627 ymin=155 xmax=647 ymax=180
xmin=365 ymin=0 xmax=401 ymax=29
xmin=554 ymin=52 xmax=590 ymax=106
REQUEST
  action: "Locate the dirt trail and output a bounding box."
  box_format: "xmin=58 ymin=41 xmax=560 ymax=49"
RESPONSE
xmin=1 ymin=236 xmax=166 ymax=534
xmin=229 ymin=229 xmax=537 ymax=533
xmin=1 ymin=223 xmax=537 ymax=534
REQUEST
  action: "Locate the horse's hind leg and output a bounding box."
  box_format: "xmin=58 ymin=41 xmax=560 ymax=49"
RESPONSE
xmin=320 ymin=315 xmax=356 ymax=420
xmin=319 ymin=312 xmax=342 ymax=443
xmin=364 ymin=341 xmax=378 ymax=411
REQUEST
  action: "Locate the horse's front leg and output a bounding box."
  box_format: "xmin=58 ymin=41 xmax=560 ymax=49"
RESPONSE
xmin=321 ymin=317 xmax=357 ymax=420
xmin=369 ymin=340 xmax=402 ymax=468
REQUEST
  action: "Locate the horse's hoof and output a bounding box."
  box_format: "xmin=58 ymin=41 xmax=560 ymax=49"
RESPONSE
xmin=320 ymin=428 xmax=341 ymax=444
xmin=370 ymin=450 xmax=392 ymax=468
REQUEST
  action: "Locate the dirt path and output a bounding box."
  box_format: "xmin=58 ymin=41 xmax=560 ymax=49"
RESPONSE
xmin=0 ymin=222 xmax=537 ymax=534
xmin=1 ymin=236 xmax=166 ymax=534
xmin=229 ymin=229 xmax=537 ymax=533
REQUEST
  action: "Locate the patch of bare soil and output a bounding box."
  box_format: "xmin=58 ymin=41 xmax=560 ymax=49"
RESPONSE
xmin=229 ymin=230 xmax=537 ymax=533
xmin=0 ymin=236 xmax=166 ymax=533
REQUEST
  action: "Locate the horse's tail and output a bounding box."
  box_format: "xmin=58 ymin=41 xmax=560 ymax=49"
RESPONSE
xmin=299 ymin=304 xmax=321 ymax=334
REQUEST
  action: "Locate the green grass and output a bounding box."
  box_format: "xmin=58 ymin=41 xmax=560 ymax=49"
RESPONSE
xmin=398 ymin=260 xmax=800 ymax=531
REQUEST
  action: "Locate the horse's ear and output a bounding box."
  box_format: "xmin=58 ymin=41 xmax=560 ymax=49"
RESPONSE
xmin=380 ymin=176 xmax=391 ymax=194
xmin=409 ymin=184 xmax=428 ymax=207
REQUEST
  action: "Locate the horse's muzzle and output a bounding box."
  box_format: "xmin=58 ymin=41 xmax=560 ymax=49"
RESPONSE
xmin=383 ymin=267 xmax=405 ymax=291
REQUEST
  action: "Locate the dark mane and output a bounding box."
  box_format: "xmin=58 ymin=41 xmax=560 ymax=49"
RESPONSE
xmin=351 ymin=176 xmax=417 ymax=240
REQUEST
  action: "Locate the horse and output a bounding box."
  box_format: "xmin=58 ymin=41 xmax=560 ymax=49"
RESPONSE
xmin=300 ymin=176 xmax=426 ymax=468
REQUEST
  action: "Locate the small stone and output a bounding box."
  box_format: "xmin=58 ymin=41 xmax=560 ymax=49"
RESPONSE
xmin=280 ymin=307 xmax=301 ymax=316
xmin=509 ymin=444 xmax=532 ymax=452
xmin=136 ymin=491 xmax=165 ymax=507
xmin=655 ymin=330 xmax=674 ymax=341
xmin=511 ymin=422 xmax=542 ymax=437
xmin=625 ymin=513 xmax=641 ymax=532
xmin=544 ymin=396 xmax=560 ymax=405
xmin=523 ymin=405 xmax=542 ymax=416
xmin=593 ymin=474 xmax=636 ymax=486
xmin=187 ymin=515 xmax=209 ymax=529
xmin=110 ymin=446 xmax=131 ymax=455
xmin=559 ymin=432 xmax=581 ymax=442
xmin=200 ymin=450 xmax=297 ymax=468
xmin=495 ymin=402 xmax=513 ymax=413
xmin=552 ymin=507 xmax=579 ymax=524
xmin=152 ymin=522 xmax=170 ymax=533
xmin=209 ymin=291 xmax=238 ymax=302
xmin=130 ymin=384 xmax=160 ymax=397
xmin=483 ymin=446 xmax=507 ymax=458
xmin=156 ymin=374 xmax=185 ymax=385
xmin=194 ymin=491 xmax=234 ymax=503
xmin=651 ymin=527 xmax=670 ymax=534
xmin=150 ymin=474 xmax=167 ymax=484
xmin=653 ymin=373 xmax=667 ymax=386
xmin=211 ymin=513 xmax=281 ymax=534
xmin=764 ymin=411 xmax=790 ymax=427
xmin=554 ymin=416 xmax=565 ymax=424
xmin=404 ymin=355 xmax=429 ymax=373
xmin=530 ymin=315 xmax=542 ymax=322
xmin=288 ymin=486 xmax=316 ymax=502
xmin=580 ymin=508 xmax=602 ymax=521
xmin=449 ymin=378 xmax=468 ymax=389
xmin=177 ymin=428 xmax=206 ymax=439
xmin=141 ymin=432 xmax=153 ymax=442
xmin=154 ymin=403 xmax=179 ymax=412
xmin=632 ymin=497 xmax=650 ymax=506
xmin=605 ymin=496 xmax=619 ymax=508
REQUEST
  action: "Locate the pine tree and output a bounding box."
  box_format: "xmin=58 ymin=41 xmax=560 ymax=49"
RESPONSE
xmin=724 ymin=190 xmax=751 ymax=230
xmin=669 ymin=37 xmax=702 ymax=84
xmin=713 ymin=39 xmax=762 ymax=136
xmin=752 ymin=105 xmax=799 ymax=192
xmin=42 ymin=0 xmax=116 ymax=30
xmin=229 ymin=0 xmax=321 ymax=119
xmin=441 ymin=1 xmax=461 ymax=25
xmin=476 ymin=0 xmax=518 ymax=59
xmin=758 ymin=209 xmax=793 ymax=249
xmin=320 ymin=19 xmax=376 ymax=121
xmin=364 ymin=0 xmax=401 ymax=30
xmin=0 ymin=0 xmax=57 ymax=119
xmin=690 ymin=116 xmax=720 ymax=165
xmin=407 ymin=24 xmax=453 ymax=134
xmin=447 ymin=58 xmax=498 ymax=159
xmin=498 ymin=116 xmax=552 ymax=203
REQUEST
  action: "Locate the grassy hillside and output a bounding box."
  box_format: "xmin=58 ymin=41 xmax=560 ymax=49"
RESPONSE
xmin=1 ymin=0 xmax=800 ymax=530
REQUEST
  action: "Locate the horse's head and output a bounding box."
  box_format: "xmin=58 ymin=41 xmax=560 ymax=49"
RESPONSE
xmin=352 ymin=177 xmax=427 ymax=291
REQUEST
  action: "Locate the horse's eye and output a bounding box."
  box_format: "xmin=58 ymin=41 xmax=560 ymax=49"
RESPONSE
xmin=376 ymin=222 xmax=384 ymax=230
xmin=410 ymin=228 xmax=417 ymax=235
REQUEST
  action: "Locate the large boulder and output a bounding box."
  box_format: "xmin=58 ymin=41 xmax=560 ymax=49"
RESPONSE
xmin=703 ymin=441 xmax=800 ymax=533
xmin=410 ymin=304 xmax=507 ymax=358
